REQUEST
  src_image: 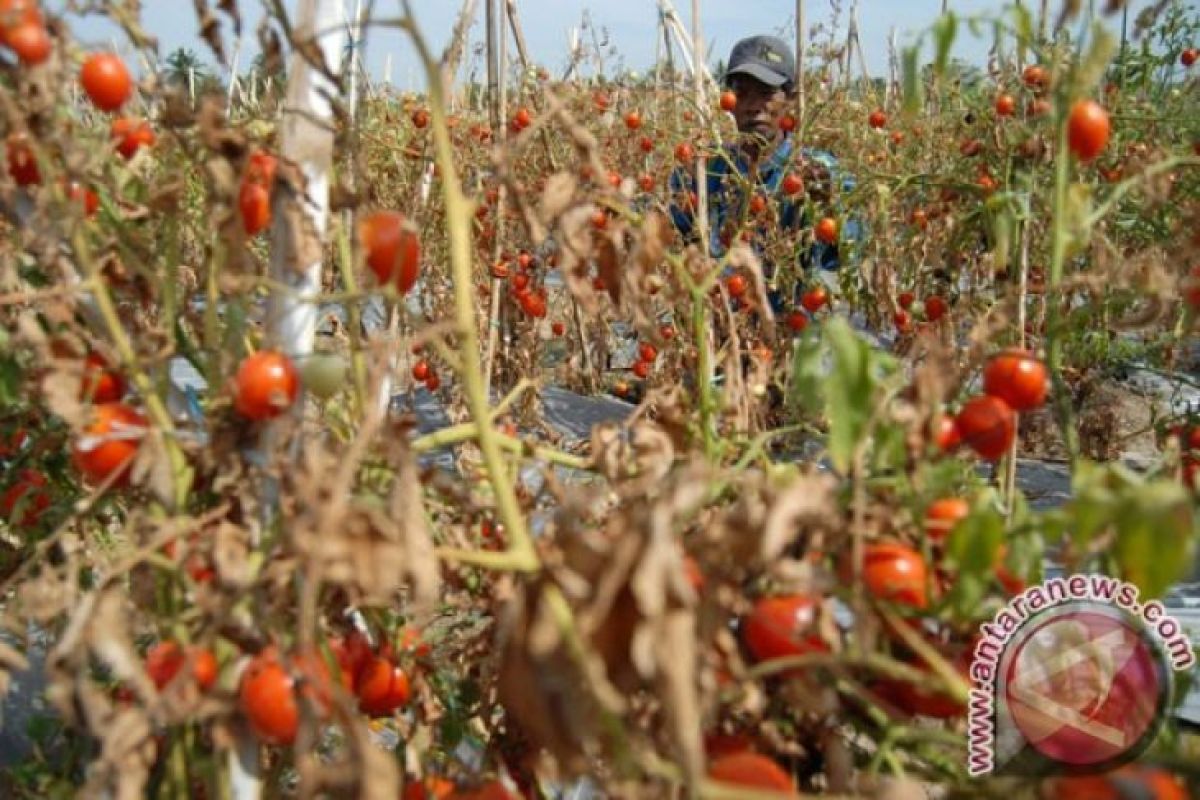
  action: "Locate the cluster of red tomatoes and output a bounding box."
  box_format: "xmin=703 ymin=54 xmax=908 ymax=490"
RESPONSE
xmin=940 ymin=349 xmax=1050 ymax=462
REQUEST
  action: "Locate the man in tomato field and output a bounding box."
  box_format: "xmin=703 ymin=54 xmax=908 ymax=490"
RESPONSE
xmin=668 ymin=35 xmax=860 ymax=315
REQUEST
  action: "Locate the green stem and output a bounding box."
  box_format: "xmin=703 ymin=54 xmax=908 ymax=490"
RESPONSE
xmin=1046 ymin=113 xmax=1080 ymax=464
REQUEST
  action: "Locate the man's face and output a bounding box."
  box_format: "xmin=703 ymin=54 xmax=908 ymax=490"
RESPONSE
xmin=728 ymin=74 xmax=787 ymax=140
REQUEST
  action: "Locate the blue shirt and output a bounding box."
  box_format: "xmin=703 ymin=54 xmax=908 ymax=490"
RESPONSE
xmin=666 ymin=136 xmax=860 ymax=286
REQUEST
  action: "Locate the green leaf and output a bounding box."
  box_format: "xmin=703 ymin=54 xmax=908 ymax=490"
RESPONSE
xmin=787 ymin=330 xmax=824 ymax=415
xmin=1076 ymin=23 xmax=1117 ymax=94
xmin=1112 ymin=481 xmax=1196 ymax=599
xmin=901 ymin=44 xmax=924 ymax=115
xmin=823 ymin=319 xmax=875 ymax=474
xmin=932 ymin=12 xmax=958 ymax=77
xmin=1012 ymin=4 xmax=1034 ymax=54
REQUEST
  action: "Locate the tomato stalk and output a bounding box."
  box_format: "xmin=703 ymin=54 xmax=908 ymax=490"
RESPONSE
xmin=1045 ymin=105 xmax=1081 ymax=463
xmin=401 ymin=3 xmax=537 ymax=572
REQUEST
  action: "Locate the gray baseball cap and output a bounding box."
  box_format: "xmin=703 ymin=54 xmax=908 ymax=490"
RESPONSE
xmin=726 ymin=35 xmax=796 ymax=88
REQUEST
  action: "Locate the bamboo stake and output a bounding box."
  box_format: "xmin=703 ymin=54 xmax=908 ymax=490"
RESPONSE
xmin=795 ymin=0 xmax=805 ymax=130
xmin=482 ymin=0 xmax=505 ymax=400
xmin=266 ymin=0 xmax=343 ymax=359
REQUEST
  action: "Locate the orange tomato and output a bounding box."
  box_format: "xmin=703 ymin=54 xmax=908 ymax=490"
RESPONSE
xmin=79 ymin=52 xmax=133 ymax=112
xmin=238 ymin=648 xmax=332 ymax=746
xmin=742 ymin=595 xmax=829 ymax=664
xmin=356 ymin=656 xmax=411 ymax=717
xmin=146 ymin=641 xmax=219 ymax=691
xmin=72 ymin=402 xmax=146 ymax=486
xmin=110 ymin=118 xmax=156 ymax=159
xmin=814 ymin=216 xmax=838 ymax=244
xmin=360 ymin=211 xmax=421 ymax=293
xmin=1067 ymin=99 xmax=1110 ymax=162
xmin=708 ymin=752 xmax=797 ymax=796
xmin=982 ymin=350 xmax=1048 ymax=411
xmin=861 ymin=543 xmax=928 ymax=609
xmin=233 ymin=350 xmax=299 ymax=421
xmin=955 ymin=395 xmax=1016 ymax=461
xmin=719 ymin=90 xmax=737 ymax=112
xmin=7 ymin=20 xmax=49 ymax=65
xmin=994 ymin=93 xmax=1016 ymax=117
xmin=925 ymin=497 xmax=969 ymax=541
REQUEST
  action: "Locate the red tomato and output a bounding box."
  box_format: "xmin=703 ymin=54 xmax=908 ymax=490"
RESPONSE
xmin=726 ymin=274 xmax=747 ymax=298
xmin=786 ymin=309 xmax=809 ymax=333
xmin=7 ymin=21 xmax=49 ymax=65
xmin=403 ymin=777 xmax=456 ymax=800
xmin=412 ymin=360 xmax=431 ymax=382
xmin=624 ymin=110 xmax=641 ymax=130
xmin=749 ymin=194 xmax=767 ymax=214
xmin=511 ymin=272 xmax=530 ymax=292
xmin=356 ymin=656 xmax=412 ymax=716
xmin=239 ymin=180 xmax=270 ymax=236
xmin=1 ymin=468 xmax=49 ymax=526
xmin=1048 ymin=765 xmax=1188 ymax=800
xmin=910 ymin=209 xmax=928 ymax=229
xmin=638 ymin=173 xmax=654 ymax=192
xmin=638 ymin=135 xmax=654 ymax=153
xmin=708 ymin=752 xmax=797 ymax=796
xmin=632 ymin=360 xmax=650 ymax=379
xmin=1066 ymin=99 xmax=1110 ymax=162
xmin=924 ymin=294 xmax=948 ymax=322
xmin=63 ymin=180 xmax=99 ymax=217
xmin=590 ymin=209 xmax=608 ymax=230
xmin=960 ymin=138 xmax=984 ymax=158
xmin=861 ymin=543 xmax=928 ymax=609
xmin=1181 ymin=48 xmax=1197 ymax=68
xmin=411 ymin=108 xmax=430 ymax=128
xmin=931 ymin=417 xmax=960 ymax=453
xmin=0 ymin=0 xmax=42 ymax=43
xmin=814 ymin=216 xmax=838 ymax=244
xmin=79 ymin=52 xmax=133 ymax=112
xmin=742 ymin=595 xmax=829 ymax=664
xmin=327 ymin=635 xmax=364 ymax=692
xmin=994 ymin=93 xmax=1016 ymax=117
xmin=778 ymin=114 xmax=796 ymax=132
xmin=781 ymin=172 xmax=804 ymax=196
xmin=360 ymin=211 xmax=421 ymax=293
xmin=238 ymin=648 xmax=332 ymax=746
xmin=982 ymin=350 xmax=1048 ymax=410
xmin=7 ymin=133 xmax=39 ymax=186
xmin=424 ymin=373 xmax=441 ymax=392
xmin=897 ymin=291 xmax=914 ymax=309
xmin=719 ymin=90 xmax=737 ymax=112
xmin=868 ymin=109 xmax=887 ymax=129
xmin=1027 ymin=97 xmax=1052 ymax=117
xmin=446 ymin=781 xmax=517 ymax=800
xmin=72 ymin=402 xmax=146 ymax=486
xmin=925 ymin=497 xmax=969 ymax=541
xmin=638 ymin=343 xmax=658 ymax=362
xmin=1022 ymin=64 xmax=1048 ymax=89
xmin=801 ymin=286 xmax=828 ymax=313
xmin=512 ymin=107 xmax=532 ymax=129
xmin=519 ymin=290 xmax=547 ymax=318
xmin=234 ymin=350 xmax=299 ymax=421
xmin=674 ymin=142 xmax=695 ymax=164
xmin=659 ymin=324 xmax=676 ymax=340
xmin=551 ymin=320 xmax=565 ymax=337
xmin=893 ymin=309 xmax=912 ymax=332
xmin=82 ymin=353 xmax=125 ymax=402
xmin=955 ymin=395 xmax=1016 ymax=461
xmin=146 ymin=641 xmax=219 ymax=691
xmin=110 ymin=118 xmax=156 ymax=160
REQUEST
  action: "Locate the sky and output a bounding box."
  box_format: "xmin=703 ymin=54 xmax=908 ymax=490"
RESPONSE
xmin=62 ymin=1 xmax=1162 ymax=89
